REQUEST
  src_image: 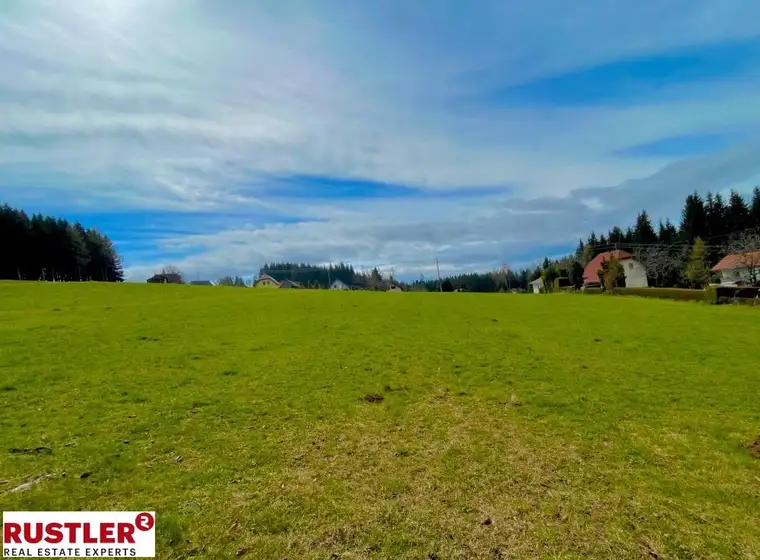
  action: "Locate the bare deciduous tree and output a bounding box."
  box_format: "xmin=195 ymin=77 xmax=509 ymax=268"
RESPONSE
xmin=160 ymin=265 xmax=184 ymax=283
xmin=634 ymin=245 xmax=683 ymax=287
xmin=491 ymin=265 xmax=511 ymax=292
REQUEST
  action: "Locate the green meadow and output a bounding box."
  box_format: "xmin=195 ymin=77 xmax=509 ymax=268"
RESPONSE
xmin=1 ymin=282 xmax=759 ymax=559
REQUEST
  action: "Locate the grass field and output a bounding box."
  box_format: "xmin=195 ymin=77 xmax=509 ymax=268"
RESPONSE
xmin=1 ymin=282 xmax=759 ymax=559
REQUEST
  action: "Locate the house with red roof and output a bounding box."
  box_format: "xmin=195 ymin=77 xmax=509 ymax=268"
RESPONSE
xmin=711 ymin=251 xmax=760 ymax=285
xmin=582 ymin=250 xmax=648 ymax=288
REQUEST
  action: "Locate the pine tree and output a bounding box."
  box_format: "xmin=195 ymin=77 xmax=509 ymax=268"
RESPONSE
xmin=575 ymin=239 xmax=585 ymax=259
xmin=623 ymin=227 xmax=634 ymax=244
xmin=680 ymin=192 xmax=707 ymax=244
xmin=685 ymin=237 xmax=710 ymax=288
xmin=750 ymin=187 xmax=760 ymax=229
xmin=713 ymin=192 xmax=727 ymax=237
xmin=608 ymin=226 xmax=625 ymax=245
xmin=726 ymin=190 xmax=750 ymax=234
xmin=633 ymin=210 xmax=657 ymax=245
xmin=658 ymin=219 xmax=678 ymax=245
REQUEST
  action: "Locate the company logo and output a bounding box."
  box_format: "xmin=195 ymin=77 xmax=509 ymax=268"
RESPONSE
xmin=3 ymin=512 xmax=155 ymax=558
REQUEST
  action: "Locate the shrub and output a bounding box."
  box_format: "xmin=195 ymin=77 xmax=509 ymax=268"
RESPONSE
xmin=704 ymin=285 xmax=717 ymax=304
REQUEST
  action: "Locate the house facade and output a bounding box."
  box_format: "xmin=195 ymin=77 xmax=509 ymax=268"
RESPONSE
xmin=582 ymin=250 xmax=648 ymax=288
xmin=252 ymin=274 xmax=281 ymax=288
xmin=712 ymin=251 xmax=760 ymax=284
xmin=330 ymin=279 xmax=350 ymax=290
xmin=528 ymin=278 xmax=543 ymax=293
xmin=330 ymin=279 xmax=364 ymax=290
xmin=279 ymin=279 xmax=302 ymax=289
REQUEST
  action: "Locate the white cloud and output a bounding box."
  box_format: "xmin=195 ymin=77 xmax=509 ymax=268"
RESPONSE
xmin=1 ymin=0 xmax=760 ymax=278
xmin=122 ymin=143 xmax=760 ymax=281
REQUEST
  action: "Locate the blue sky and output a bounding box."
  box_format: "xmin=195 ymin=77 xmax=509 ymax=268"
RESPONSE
xmin=1 ymin=1 xmax=760 ymax=280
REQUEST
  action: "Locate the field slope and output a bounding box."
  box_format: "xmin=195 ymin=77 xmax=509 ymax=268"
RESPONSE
xmin=1 ymin=282 xmax=759 ymax=559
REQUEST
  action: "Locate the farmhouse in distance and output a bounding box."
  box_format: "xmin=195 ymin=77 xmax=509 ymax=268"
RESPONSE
xmin=582 ymin=250 xmax=648 ymax=289
xmin=711 ymin=250 xmax=760 ymax=284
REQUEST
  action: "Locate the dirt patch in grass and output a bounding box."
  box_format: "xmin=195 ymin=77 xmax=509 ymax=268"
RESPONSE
xmin=363 ymin=393 xmax=384 ymax=403
xmin=747 ymin=436 xmax=760 ymax=458
xmin=9 ymin=446 xmax=52 ymax=455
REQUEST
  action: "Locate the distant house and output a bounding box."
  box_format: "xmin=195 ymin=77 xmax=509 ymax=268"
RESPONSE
xmin=712 ymin=251 xmax=760 ymax=284
xmin=330 ymin=279 xmax=349 ymax=290
xmin=528 ymin=277 xmax=544 ymax=293
xmin=252 ymin=274 xmax=281 ymax=288
xmin=279 ymin=279 xmax=302 ymax=289
xmin=387 ymin=285 xmax=403 ymax=292
xmin=330 ymin=279 xmax=364 ymax=290
xmin=582 ymin=250 xmax=648 ymax=288
xmin=189 ymin=280 xmax=215 ymax=286
xmin=147 ymin=273 xmax=183 ymax=284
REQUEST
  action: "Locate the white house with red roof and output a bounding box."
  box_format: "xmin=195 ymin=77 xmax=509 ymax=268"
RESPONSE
xmin=582 ymin=250 xmax=648 ymax=288
xmin=711 ymin=251 xmax=760 ymax=284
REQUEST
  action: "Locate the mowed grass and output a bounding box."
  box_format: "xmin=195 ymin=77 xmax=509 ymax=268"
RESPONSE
xmin=1 ymin=283 xmax=759 ymax=559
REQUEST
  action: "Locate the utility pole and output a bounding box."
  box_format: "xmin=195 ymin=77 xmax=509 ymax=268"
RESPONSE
xmin=436 ymin=259 xmax=442 ymax=292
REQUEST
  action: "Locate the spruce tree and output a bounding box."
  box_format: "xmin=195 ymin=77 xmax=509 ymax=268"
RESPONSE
xmin=608 ymin=226 xmax=624 ymax=245
xmin=633 ymin=210 xmax=657 ymax=245
xmin=750 ymin=187 xmax=760 ymax=229
xmin=680 ymin=192 xmax=707 ymax=243
xmin=726 ymin=190 xmax=750 ymax=234
xmin=685 ymin=237 xmax=710 ymax=288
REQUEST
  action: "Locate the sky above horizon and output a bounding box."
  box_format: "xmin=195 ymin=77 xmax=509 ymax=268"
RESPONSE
xmin=1 ymin=0 xmax=760 ymax=281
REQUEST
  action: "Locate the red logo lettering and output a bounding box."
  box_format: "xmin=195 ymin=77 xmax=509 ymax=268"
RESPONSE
xmin=63 ymin=522 xmax=81 ymax=542
xmin=24 ymin=523 xmax=43 ymax=544
xmin=3 ymin=522 xmax=22 ymax=544
xmin=135 ymin=513 xmax=154 ymax=532
xmin=45 ymin=523 xmax=63 ymax=544
xmin=83 ymin=523 xmax=98 ymax=543
xmin=117 ymin=523 xmax=136 ymax=544
xmin=100 ymin=523 xmax=115 ymax=544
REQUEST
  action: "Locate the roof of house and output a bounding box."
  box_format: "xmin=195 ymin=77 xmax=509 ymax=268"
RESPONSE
xmin=280 ymin=279 xmax=302 ymax=288
xmin=582 ymin=250 xmax=634 ymax=284
xmin=712 ymin=251 xmax=760 ymax=272
xmin=189 ymin=280 xmax=214 ymax=286
xmin=529 ymin=278 xmax=543 ymax=285
xmin=147 ymin=272 xmax=183 ymax=283
xmin=254 ymin=274 xmax=281 ymax=285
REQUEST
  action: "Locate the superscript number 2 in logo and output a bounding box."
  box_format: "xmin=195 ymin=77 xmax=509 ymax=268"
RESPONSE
xmin=135 ymin=512 xmax=155 ymax=532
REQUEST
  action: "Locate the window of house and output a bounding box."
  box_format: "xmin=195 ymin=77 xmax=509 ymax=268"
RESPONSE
xmin=734 ymin=270 xmax=740 ymax=278
xmin=628 ymin=263 xmax=634 ymax=270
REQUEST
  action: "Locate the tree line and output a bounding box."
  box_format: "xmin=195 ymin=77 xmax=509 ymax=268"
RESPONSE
xmin=0 ymin=204 xmax=124 ymax=282
xmin=410 ymin=187 xmax=760 ymax=292
xmin=225 ymin=187 xmax=760 ymax=293
xmin=257 ymin=262 xmax=397 ymax=290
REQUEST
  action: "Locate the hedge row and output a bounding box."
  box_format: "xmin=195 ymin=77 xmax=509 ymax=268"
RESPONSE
xmin=581 ymin=285 xmax=760 ymax=304
xmin=611 ymin=287 xmax=709 ymax=302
